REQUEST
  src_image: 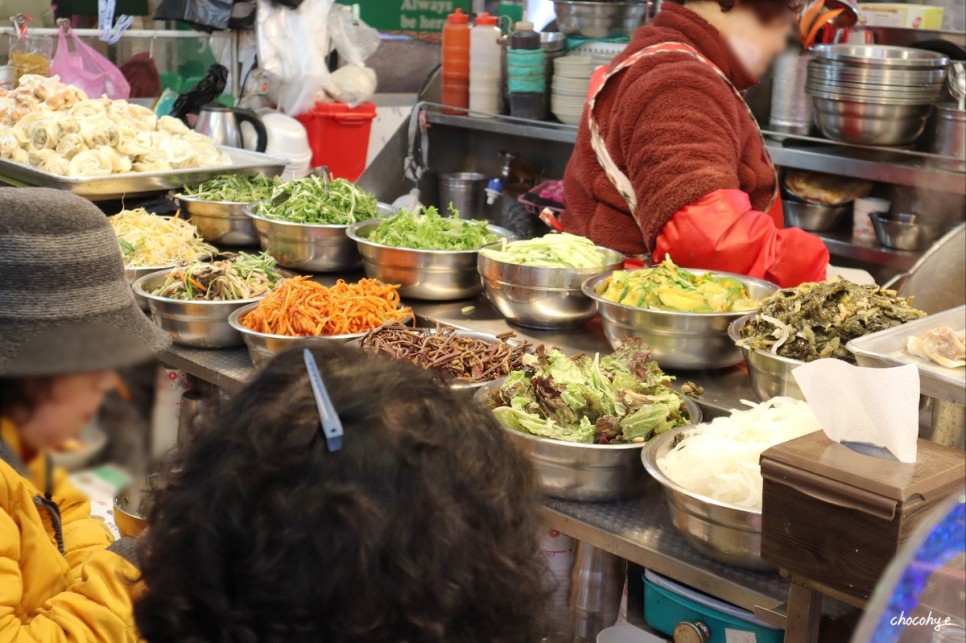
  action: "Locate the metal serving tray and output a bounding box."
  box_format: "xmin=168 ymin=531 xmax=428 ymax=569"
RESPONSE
xmin=847 ymin=306 xmax=966 ymax=406
xmin=0 ymin=146 xmax=287 ymax=201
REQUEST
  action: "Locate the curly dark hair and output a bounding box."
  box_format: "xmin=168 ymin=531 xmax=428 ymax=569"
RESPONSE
xmin=134 ymin=342 xmax=550 ymax=643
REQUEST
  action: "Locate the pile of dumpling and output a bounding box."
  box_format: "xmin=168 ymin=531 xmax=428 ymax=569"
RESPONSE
xmin=0 ymin=75 xmax=229 ymax=177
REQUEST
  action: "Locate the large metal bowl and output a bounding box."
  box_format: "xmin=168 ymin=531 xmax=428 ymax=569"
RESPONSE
xmin=244 ymin=205 xmax=363 ymax=273
xmin=133 ymin=271 xmax=267 ymax=348
xmin=728 ymin=315 xmax=805 ymax=401
xmin=476 ymin=379 xmax=702 ymax=502
xmin=347 ymin=219 xmax=514 ymax=301
xmin=353 ymin=327 xmax=527 ymax=390
xmin=807 ymin=62 xmax=947 ymax=86
xmin=553 ymin=1 xmax=647 ymax=38
xmin=811 ymin=44 xmax=949 ymax=70
xmin=478 ymin=244 xmax=625 ymax=330
xmin=582 ymin=270 xmax=778 ymax=370
xmin=124 ymin=264 xmax=175 ymax=310
xmin=642 ymin=426 xmax=774 ymax=571
xmin=174 ymin=194 xmax=258 ymax=246
xmin=810 ymin=96 xmax=934 ymax=146
xmin=228 ymin=302 xmax=379 ymax=368
xmin=870 ymin=212 xmax=944 ymax=252
xmin=782 ymin=198 xmax=850 ymax=232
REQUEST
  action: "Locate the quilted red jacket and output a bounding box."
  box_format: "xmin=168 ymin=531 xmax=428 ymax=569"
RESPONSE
xmin=561 ymin=2 xmax=827 ymax=287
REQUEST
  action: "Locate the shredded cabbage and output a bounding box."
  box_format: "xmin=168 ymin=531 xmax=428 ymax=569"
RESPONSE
xmin=658 ymin=397 xmax=820 ymax=510
xmin=110 ymin=209 xmax=216 ymax=268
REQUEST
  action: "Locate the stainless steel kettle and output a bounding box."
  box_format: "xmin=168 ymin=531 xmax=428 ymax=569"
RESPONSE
xmin=194 ymin=105 xmax=268 ymax=152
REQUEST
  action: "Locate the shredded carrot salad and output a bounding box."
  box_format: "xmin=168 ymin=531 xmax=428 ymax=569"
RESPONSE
xmin=240 ymin=276 xmax=412 ymax=336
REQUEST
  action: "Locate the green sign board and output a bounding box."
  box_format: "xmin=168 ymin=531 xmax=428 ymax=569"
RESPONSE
xmin=338 ymin=0 xmax=470 ymax=32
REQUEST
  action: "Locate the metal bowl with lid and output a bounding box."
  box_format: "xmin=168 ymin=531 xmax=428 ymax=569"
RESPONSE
xmin=347 ymin=219 xmax=514 ymax=301
xmin=133 ymin=271 xmax=269 ymax=348
xmin=478 ymin=243 xmax=625 ymax=329
xmin=582 ymin=270 xmax=778 ymax=370
xmin=477 ymin=379 xmax=702 ymax=502
xmin=642 ymin=426 xmax=775 ymax=571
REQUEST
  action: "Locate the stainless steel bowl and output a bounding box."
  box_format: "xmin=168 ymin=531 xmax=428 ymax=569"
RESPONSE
xmin=811 ymin=44 xmax=949 ymax=70
xmin=805 ymin=81 xmax=945 ymax=103
xmin=478 ymin=244 xmax=625 ymax=329
xmin=782 ymin=198 xmax=850 ymax=232
xmin=807 ymin=62 xmax=947 ymax=86
xmin=553 ymin=1 xmax=647 ymax=38
xmin=245 ymin=206 xmax=363 ymax=273
xmin=228 ymin=302 xmax=372 ymax=368
xmin=174 ymin=194 xmax=258 ymax=246
xmin=114 ymin=478 xmax=150 ymax=539
xmin=642 ymin=427 xmax=774 ymax=571
xmin=870 ymin=212 xmax=944 ymax=252
xmin=728 ymin=315 xmax=805 ymax=401
xmin=133 ymin=271 xmax=266 ymax=348
xmin=582 ymin=270 xmax=778 ymax=370
xmin=124 ymin=264 xmax=175 ymax=310
xmin=347 ymin=219 xmax=515 ymax=301
xmin=353 ymin=328 xmax=526 ymax=390
xmin=477 ymin=379 xmax=702 ymax=502
xmin=810 ymin=96 xmax=934 ymax=146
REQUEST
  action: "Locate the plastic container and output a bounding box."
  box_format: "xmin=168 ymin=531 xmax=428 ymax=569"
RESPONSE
xmin=643 ymin=570 xmax=784 ymax=643
xmin=295 ymin=101 xmax=377 ymax=181
xmin=507 ymin=20 xmax=546 ymax=119
xmin=469 ymin=12 xmax=503 ymax=117
xmin=442 ymin=8 xmax=471 ymax=114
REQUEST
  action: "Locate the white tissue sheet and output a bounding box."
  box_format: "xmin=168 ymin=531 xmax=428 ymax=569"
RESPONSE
xmin=792 ymin=359 xmax=920 ymax=463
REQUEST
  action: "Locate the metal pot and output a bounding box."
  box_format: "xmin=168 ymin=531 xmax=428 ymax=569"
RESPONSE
xmin=928 ymin=105 xmax=966 ymax=172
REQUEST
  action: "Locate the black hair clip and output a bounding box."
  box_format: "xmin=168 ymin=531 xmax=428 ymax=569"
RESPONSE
xmin=303 ymin=348 xmax=343 ymax=452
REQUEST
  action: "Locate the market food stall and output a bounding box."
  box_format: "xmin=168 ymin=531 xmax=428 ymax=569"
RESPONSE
xmin=2 ymin=3 xmax=965 ymax=642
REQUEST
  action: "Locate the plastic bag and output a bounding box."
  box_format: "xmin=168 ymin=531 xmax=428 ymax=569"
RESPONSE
xmin=327 ymin=4 xmax=380 ymax=66
xmin=256 ymin=0 xmax=333 ymax=115
xmin=50 ymin=28 xmax=130 ymax=99
xmin=154 ymin=0 xmax=232 ymax=31
xmin=325 ymin=4 xmax=379 ymax=106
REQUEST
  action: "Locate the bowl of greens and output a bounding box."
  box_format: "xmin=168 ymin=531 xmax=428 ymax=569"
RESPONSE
xmin=730 ymin=277 xmax=926 ymax=401
xmin=132 ymin=252 xmax=284 ymax=348
xmin=244 ymin=176 xmax=380 ymax=272
xmin=347 ymin=206 xmax=514 ymax=300
xmin=478 ymin=233 xmax=625 ymax=330
xmin=175 ymin=174 xmax=283 ymax=247
xmin=475 ymin=340 xmax=702 ymax=501
xmin=582 ymin=258 xmax=778 ymax=370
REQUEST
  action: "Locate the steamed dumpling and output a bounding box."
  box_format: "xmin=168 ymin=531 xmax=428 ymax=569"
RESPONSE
xmin=69 ymin=148 xmax=113 ymax=177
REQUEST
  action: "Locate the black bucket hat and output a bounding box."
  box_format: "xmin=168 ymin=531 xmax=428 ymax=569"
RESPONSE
xmin=0 ymin=187 xmax=171 ymax=376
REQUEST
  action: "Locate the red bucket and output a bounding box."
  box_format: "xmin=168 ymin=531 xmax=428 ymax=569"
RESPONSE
xmin=296 ymin=101 xmax=377 ymax=181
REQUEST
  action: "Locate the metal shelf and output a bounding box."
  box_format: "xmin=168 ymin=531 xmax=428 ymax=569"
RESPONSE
xmin=424 ymin=110 xmax=966 ymax=196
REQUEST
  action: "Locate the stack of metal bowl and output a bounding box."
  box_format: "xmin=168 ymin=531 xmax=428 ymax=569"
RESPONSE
xmin=553 ymin=1 xmax=648 ymax=39
xmin=806 ymin=44 xmax=948 ymax=146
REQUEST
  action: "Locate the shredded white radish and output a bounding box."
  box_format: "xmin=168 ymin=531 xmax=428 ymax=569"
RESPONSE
xmin=658 ymin=397 xmax=820 ymax=511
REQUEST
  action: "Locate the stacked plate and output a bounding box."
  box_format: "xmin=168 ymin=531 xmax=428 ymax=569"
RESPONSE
xmin=571 ymin=41 xmax=628 ymax=68
xmin=551 ymin=55 xmax=594 ymax=126
xmin=805 ymin=44 xmax=948 ymax=146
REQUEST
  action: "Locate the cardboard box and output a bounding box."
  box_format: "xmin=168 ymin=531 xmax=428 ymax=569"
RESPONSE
xmin=858 ymin=3 xmax=945 ymax=29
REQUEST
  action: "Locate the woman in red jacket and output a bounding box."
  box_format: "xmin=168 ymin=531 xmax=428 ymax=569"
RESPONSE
xmin=562 ymin=0 xmax=829 ymax=287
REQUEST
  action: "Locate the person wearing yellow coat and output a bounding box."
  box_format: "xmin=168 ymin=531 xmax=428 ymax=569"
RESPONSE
xmin=0 ymin=188 xmax=171 ymax=641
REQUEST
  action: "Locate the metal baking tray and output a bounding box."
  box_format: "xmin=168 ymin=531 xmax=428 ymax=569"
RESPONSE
xmin=0 ymin=146 xmax=287 ymax=201
xmin=847 ymin=306 xmax=965 ymax=406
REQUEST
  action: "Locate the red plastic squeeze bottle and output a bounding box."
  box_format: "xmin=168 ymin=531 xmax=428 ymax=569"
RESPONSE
xmin=441 ymin=8 xmax=470 ymax=115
